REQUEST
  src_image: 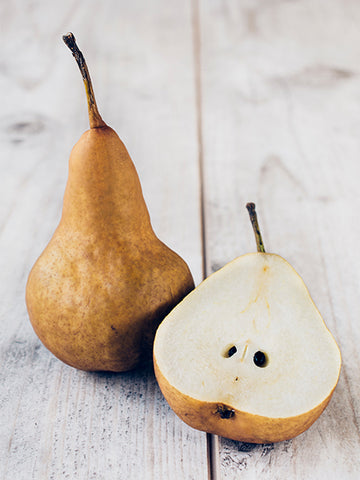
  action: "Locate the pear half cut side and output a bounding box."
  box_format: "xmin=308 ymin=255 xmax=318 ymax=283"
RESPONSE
xmin=153 ymin=253 xmax=341 ymax=443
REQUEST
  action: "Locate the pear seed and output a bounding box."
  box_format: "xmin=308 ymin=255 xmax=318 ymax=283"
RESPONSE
xmin=227 ymin=346 xmax=237 ymax=357
xmin=253 ymin=351 xmax=267 ymax=367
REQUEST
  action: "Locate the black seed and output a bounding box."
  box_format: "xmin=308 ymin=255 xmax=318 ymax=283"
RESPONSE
xmin=227 ymin=346 xmax=237 ymax=357
xmin=253 ymin=351 xmax=267 ymax=367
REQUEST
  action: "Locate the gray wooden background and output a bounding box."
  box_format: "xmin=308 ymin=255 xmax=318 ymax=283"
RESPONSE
xmin=1 ymin=0 xmax=359 ymax=478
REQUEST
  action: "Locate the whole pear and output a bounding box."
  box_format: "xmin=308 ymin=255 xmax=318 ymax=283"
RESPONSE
xmin=26 ymin=33 xmax=194 ymax=372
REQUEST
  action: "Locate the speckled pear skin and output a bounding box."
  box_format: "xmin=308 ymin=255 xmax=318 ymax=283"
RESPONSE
xmin=26 ymin=126 xmax=194 ymax=372
xmin=154 ymin=357 xmax=335 ymax=444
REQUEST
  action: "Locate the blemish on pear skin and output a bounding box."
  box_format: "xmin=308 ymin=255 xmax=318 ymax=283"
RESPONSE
xmin=216 ymin=404 xmax=235 ymax=419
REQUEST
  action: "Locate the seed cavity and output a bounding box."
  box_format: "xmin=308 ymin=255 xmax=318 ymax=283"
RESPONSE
xmin=223 ymin=345 xmax=237 ymax=358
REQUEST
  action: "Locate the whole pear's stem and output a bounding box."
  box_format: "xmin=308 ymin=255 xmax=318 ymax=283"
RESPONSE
xmin=246 ymin=203 xmax=266 ymax=253
xmin=62 ymin=33 xmax=105 ymax=129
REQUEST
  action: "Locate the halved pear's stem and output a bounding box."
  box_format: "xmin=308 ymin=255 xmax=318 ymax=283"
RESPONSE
xmin=63 ymin=32 xmax=105 ymax=129
xmin=246 ymin=203 xmax=266 ymax=253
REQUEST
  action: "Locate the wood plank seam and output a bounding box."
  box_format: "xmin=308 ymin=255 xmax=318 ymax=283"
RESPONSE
xmin=191 ymin=0 xmax=220 ymax=479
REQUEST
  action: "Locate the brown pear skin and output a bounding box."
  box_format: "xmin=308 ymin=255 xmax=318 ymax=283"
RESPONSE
xmin=25 ymin=33 xmax=194 ymax=372
xmin=153 ymin=357 xmax=335 ymax=444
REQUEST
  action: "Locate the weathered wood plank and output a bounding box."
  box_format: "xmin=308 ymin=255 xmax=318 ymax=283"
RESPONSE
xmin=198 ymin=0 xmax=360 ymax=478
xmin=0 ymin=1 xmax=206 ymax=479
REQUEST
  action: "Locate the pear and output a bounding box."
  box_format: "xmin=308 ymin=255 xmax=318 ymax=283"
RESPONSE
xmin=153 ymin=203 xmax=341 ymax=443
xmin=25 ymin=33 xmax=194 ymax=372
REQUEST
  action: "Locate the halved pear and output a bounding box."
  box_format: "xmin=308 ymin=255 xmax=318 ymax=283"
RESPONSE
xmin=153 ymin=205 xmax=341 ymax=443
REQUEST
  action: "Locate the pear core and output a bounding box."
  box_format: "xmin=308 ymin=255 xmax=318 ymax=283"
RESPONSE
xmin=154 ymin=253 xmax=341 ymax=419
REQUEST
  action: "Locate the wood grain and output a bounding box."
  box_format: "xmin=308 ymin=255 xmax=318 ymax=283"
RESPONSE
xmin=1 ymin=0 xmax=360 ymax=478
xmin=197 ymin=0 xmax=360 ymax=478
xmin=0 ymin=1 xmax=206 ymax=479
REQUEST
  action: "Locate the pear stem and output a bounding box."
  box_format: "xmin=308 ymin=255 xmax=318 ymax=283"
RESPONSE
xmin=62 ymin=32 xmax=105 ymax=129
xmin=246 ymin=203 xmax=266 ymax=253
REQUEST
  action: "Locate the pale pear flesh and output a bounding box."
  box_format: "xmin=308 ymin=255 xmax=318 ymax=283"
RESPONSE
xmin=154 ymin=253 xmax=341 ymax=442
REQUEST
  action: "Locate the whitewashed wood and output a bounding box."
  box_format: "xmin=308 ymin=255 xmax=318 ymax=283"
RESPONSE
xmin=0 ymin=1 xmax=206 ymax=479
xmin=198 ymin=0 xmax=360 ymax=478
xmin=3 ymin=1 xmax=360 ymax=478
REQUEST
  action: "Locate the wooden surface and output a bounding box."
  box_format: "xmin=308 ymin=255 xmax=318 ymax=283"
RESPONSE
xmin=1 ymin=0 xmax=359 ymax=478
